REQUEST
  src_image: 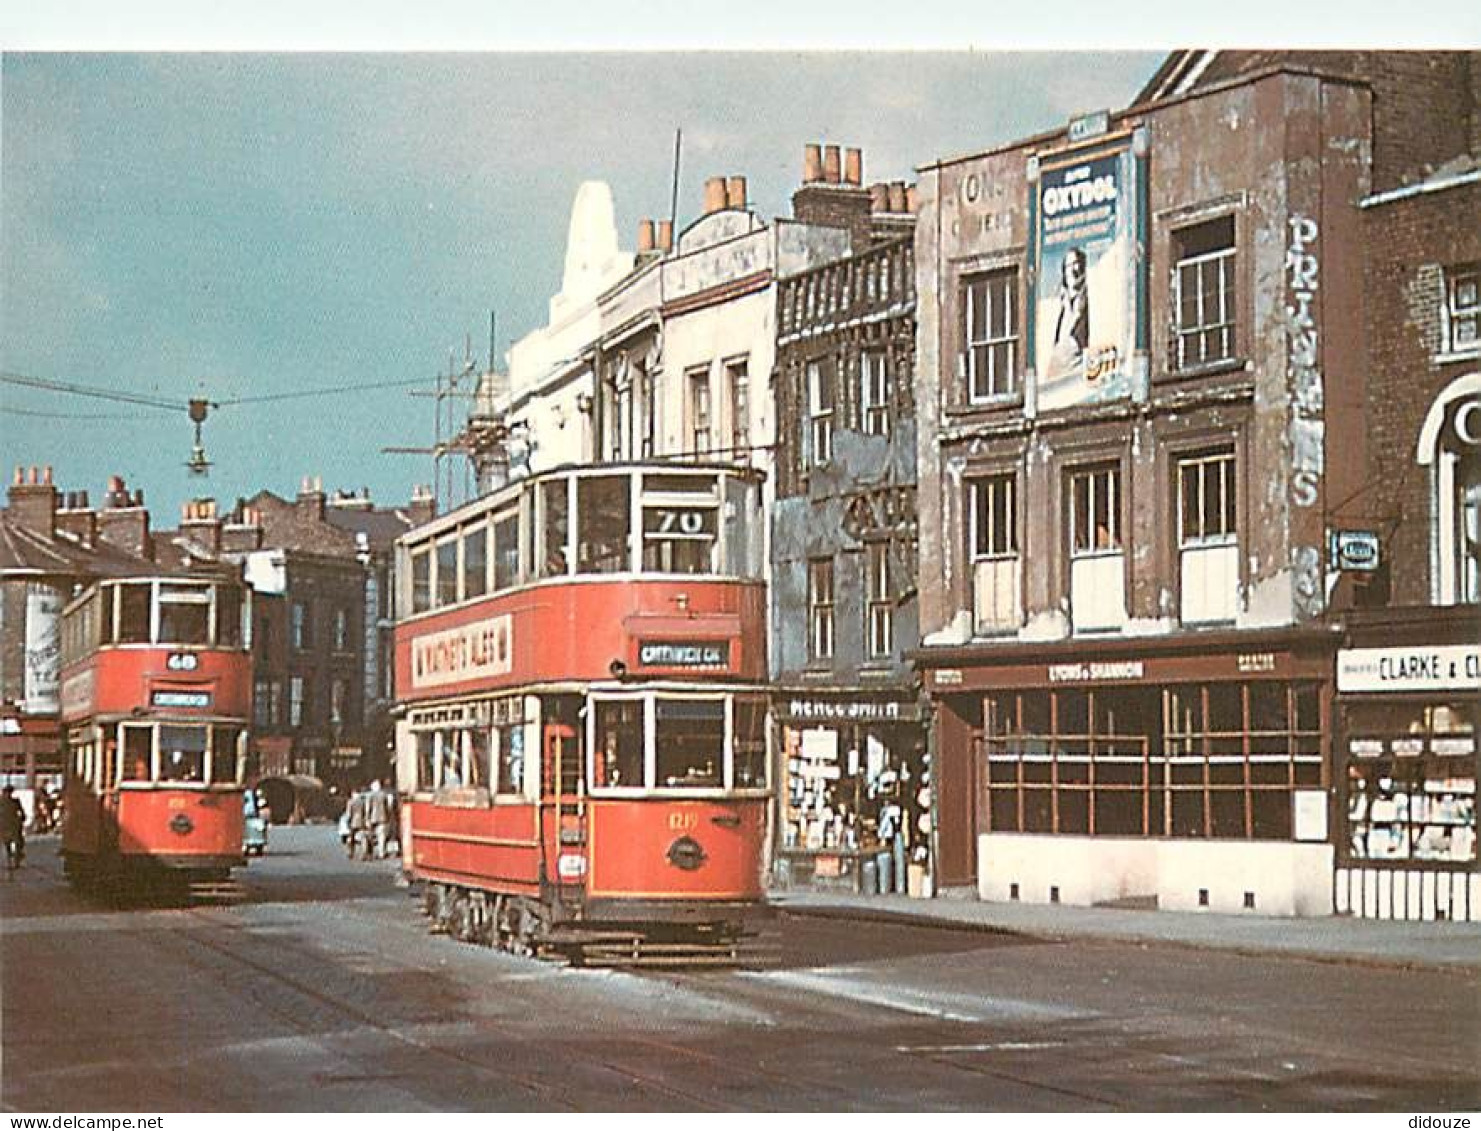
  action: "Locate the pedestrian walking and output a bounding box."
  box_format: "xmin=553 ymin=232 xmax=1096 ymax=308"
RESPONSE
xmin=345 ymin=789 xmax=369 ymax=860
xmin=365 ymin=780 xmax=391 ymax=860
xmin=0 ymin=786 xmax=26 ymax=874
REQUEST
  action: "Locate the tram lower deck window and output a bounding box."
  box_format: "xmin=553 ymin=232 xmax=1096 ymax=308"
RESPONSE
xmin=595 ymin=700 xmax=644 ymax=787
xmin=160 ymin=725 xmax=207 ymax=781
xmin=655 ymin=700 xmax=724 ymax=788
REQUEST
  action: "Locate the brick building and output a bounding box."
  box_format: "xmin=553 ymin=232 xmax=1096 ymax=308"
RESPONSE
xmin=913 ymin=58 xmax=1377 ymax=915
xmin=770 ymin=144 xmax=927 ymax=893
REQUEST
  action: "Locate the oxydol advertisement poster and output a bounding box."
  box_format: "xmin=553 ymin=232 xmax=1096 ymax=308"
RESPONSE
xmin=1033 ymin=141 xmax=1138 ymax=413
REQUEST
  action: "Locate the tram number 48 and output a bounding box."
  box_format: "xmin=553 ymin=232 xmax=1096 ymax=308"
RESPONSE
xmin=668 ymin=811 xmax=698 ymax=832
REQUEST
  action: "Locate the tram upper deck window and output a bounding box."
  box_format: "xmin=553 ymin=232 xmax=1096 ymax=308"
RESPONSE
xmin=595 ymin=700 xmax=644 ymax=787
xmin=493 ymin=508 xmax=520 ymax=590
xmin=118 ymin=583 xmax=151 ymax=643
xmin=436 ymin=538 xmax=458 ymax=607
xmin=642 ymin=473 xmax=719 ymax=575
xmin=578 ymin=475 xmax=632 ymax=573
xmin=411 ymin=548 xmax=431 ymax=614
xmin=158 ymin=583 xmax=210 ymax=645
xmin=463 ymin=522 xmax=488 ymax=600
xmin=656 ymin=699 xmax=724 ymax=788
xmin=539 ymin=478 xmax=570 ymax=577
xmin=160 ymin=725 xmax=206 ymax=781
xmin=217 ymin=585 xmax=242 ymax=647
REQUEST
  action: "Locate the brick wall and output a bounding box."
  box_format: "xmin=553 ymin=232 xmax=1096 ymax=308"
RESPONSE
xmin=1360 ymin=181 xmax=1481 ymax=606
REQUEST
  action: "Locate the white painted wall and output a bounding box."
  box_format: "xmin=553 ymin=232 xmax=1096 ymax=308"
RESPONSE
xmin=978 ymin=832 xmax=1335 ymax=917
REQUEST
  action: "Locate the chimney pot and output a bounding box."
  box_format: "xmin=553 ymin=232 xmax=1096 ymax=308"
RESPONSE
xmin=637 ymin=218 xmax=655 ymax=252
xmin=844 ymin=148 xmax=863 ymax=186
xmin=43 ymin=466 xmax=52 ymax=485
xmin=12 ymin=467 xmax=21 ymax=486
xmin=869 ymin=183 xmax=889 ymax=211
xmin=656 ymin=219 xmax=673 ymax=252
xmin=823 ymin=146 xmax=841 ymax=184
xmin=906 ymin=185 xmax=919 ymax=214
xmin=726 ymin=176 xmax=747 ymax=210
xmin=703 ymin=176 xmax=728 ymax=215
xmin=888 ymin=181 xmax=907 ymax=213
xmin=804 ymin=143 xmax=823 ymax=184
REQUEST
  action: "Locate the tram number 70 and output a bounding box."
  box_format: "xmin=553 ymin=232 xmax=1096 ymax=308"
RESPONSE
xmin=654 ymin=509 xmax=707 ymax=535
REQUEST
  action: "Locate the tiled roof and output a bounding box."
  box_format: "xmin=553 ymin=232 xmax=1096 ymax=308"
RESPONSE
xmin=0 ymin=512 xmax=157 ymax=578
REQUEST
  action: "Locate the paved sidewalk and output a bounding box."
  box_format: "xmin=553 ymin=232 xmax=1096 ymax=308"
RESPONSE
xmin=769 ymin=890 xmax=1481 ymax=972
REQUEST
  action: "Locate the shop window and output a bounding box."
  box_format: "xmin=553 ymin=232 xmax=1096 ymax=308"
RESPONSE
xmin=655 ymin=699 xmax=724 ymax=788
xmin=118 ymin=583 xmax=151 ymax=643
xmin=1344 ymin=700 xmax=1476 ymax=864
xmin=577 ymin=475 xmax=631 ymax=574
xmin=808 ymin=360 xmax=834 ymax=466
xmin=860 ymin=350 xmax=891 ymax=437
xmin=728 ymin=359 xmax=751 ymax=457
xmin=411 ymin=548 xmax=431 ymax=614
xmin=1067 ymin=463 xmax=1126 ymax=632
xmin=463 ymin=523 xmax=487 ymax=599
xmin=1170 ymin=215 xmax=1237 ymax=370
xmin=866 ymin=541 xmax=894 ymax=658
xmin=159 ymin=725 xmax=206 ymax=782
xmin=436 ymin=538 xmax=458 ymax=607
xmin=809 ymin=557 xmax=835 ymax=661
xmin=964 ymin=268 xmax=1019 ymax=402
xmin=1442 ymin=265 xmax=1479 ymax=355
xmin=595 ymin=699 xmax=644 ymax=788
xmin=688 ymin=367 xmax=712 ymax=457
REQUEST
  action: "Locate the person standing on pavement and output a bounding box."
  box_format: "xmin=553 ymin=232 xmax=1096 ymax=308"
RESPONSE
xmin=364 ymin=780 xmax=391 ymax=860
xmin=345 ymin=789 xmax=369 ymax=860
xmin=0 ymin=786 xmax=26 ymax=872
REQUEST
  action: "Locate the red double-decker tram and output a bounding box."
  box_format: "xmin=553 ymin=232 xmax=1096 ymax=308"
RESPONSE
xmin=58 ymin=567 xmax=252 ymax=898
xmin=394 ymin=463 xmax=771 ymax=965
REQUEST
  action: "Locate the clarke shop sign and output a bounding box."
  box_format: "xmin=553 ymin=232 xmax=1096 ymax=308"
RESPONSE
xmin=637 ymin=641 xmax=729 ymax=669
xmin=1337 ymin=645 xmax=1481 ymax=693
xmin=411 ymin=614 xmax=513 ymax=690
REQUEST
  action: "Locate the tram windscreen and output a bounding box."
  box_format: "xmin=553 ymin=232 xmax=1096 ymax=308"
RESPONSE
xmin=655 ymin=700 xmax=724 ymax=788
xmin=159 ymin=725 xmax=207 ymax=781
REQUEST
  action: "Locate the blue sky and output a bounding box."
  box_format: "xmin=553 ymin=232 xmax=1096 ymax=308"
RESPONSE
xmin=2 ymin=47 xmax=1166 ymax=523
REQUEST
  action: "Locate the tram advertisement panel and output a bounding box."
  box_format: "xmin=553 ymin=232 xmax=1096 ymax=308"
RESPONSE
xmin=1033 ymin=140 xmax=1138 ymax=413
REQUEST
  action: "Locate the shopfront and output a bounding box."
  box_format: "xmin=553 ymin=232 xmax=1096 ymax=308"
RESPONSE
xmin=772 ymin=691 xmax=930 ymax=895
xmin=921 ymin=630 xmax=1338 ymax=915
xmin=1334 ymin=611 xmax=1479 ymax=921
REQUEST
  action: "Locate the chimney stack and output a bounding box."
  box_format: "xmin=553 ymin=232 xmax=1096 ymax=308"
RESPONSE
xmin=97 ymin=474 xmax=151 ymax=558
xmin=703 ymin=176 xmax=728 ymax=215
xmin=792 ymin=141 xmax=873 ymax=251
xmin=296 ymin=475 xmax=326 ymax=522
xmin=222 ymin=502 xmax=264 ymax=553
xmin=407 ymin=484 xmax=436 ymax=528
xmin=180 ymin=498 xmax=223 ymax=554
xmin=56 ymin=488 xmax=97 ymax=548
xmin=7 ymin=465 xmax=59 ymax=539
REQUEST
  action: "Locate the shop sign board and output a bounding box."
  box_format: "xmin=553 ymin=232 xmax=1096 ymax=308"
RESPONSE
xmin=1048 ymin=660 xmax=1145 ymax=684
xmin=151 ymin=689 xmax=211 ymax=709
xmin=1032 ymin=138 xmax=1139 ymax=413
xmin=637 ymin=640 xmax=729 ymax=669
xmin=1332 ymin=530 xmax=1381 ymax=572
xmin=782 ymin=698 xmax=914 ymax=723
xmin=410 ymin=614 xmax=513 ymax=690
xmin=1337 ymin=645 xmax=1481 ymax=693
